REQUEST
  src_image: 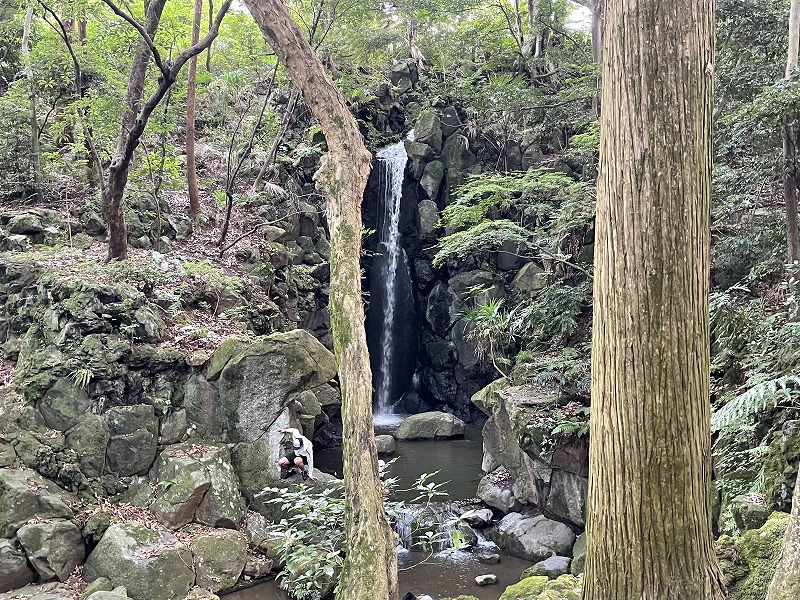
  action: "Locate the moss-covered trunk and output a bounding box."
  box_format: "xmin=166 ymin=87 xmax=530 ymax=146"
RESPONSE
xmin=583 ymin=0 xmax=725 ymax=599
xmin=243 ymin=2 xmax=398 ymax=599
xmin=767 ymin=468 xmax=800 ymax=599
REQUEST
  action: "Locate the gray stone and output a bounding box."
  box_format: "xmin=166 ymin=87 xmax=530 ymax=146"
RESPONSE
xmin=460 ymin=508 xmax=493 ymax=528
xmin=420 ymin=160 xmax=444 ymax=202
xmin=543 ymin=470 xmax=587 ymax=528
xmin=406 ymin=141 xmax=434 ymax=180
xmin=415 ymin=110 xmax=443 ymax=152
xmin=448 ymin=270 xmax=502 ymax=304
xmin=191 ymin=529 xmax=247 ymax=592
xmin=149 ymin=450 xmax=212 ymax=529
xmin=425 ymin=283 xmax=455 ymax=338
xmin=17 ymin=520 xmax=85 ymax=581
xmin=477 ymin=471 xmax=521 ymax=514
xmin=522 ymin=143 xmax=543 ymax=170
xmin=81 ymin=577 xmax=114 ymax=598
xmin=166 ymin=215 xmax=192 ymax=241
xmin=0 ymin=582 xmax=74 ymax=599
xmin=182 ymin=374 xmax=220 ymax=438
xmin=416 ymin=200 xmax=439 ymax=236
xmin=390 ymin=61 xmax=414 ymax=93
xmin=293 ymin=390 xmax=322 ymax=417
xmin=0 ymin=468 xmax=74 ymax=538
xmin=314 ymin=384 xmax=341 ymax=407
xmin=159 ymin=409 xmax=188 ymax=445
xmin=195 ymin=445 xmax=247 ymax=529
xmin=0 ymin=443 xmax=16 ymax=467
xmin=8 ymin=213 xmax=45 ymax=235
xmin=496 ymin=239 xmax=526 ymax=271
xmin=375 ymin=435 xmax=396 ymax=454
xmin=0 ymin=539 xmax=35 ymax=592
xmin=731 ymin=493 xmax=772 ymax=533
xmin=439 ymin=106 xmax=463 ymax=138
xmin=487 ymin=513 xmax=576 ymax=562
xmin=475 ymin=574 xmax=497 ymax=586
xmin=105 ymin=406 xmax=158 ymax=476
xmin=394 ymin=412 xmax=465 ymax=440
xmin=570 ymin=533 xmax=586 ymax=576
xmin=424 ymin=340 xmax=457 ymax=371
xmin=66 ymin=414 xmax=109 ymax=478
xmin=510 ymin=262 xmax=549 ymax=299
xmin=522 ymin=555 xmax=572 ymax=579
xmin=83 ymin=523 xmax=194 ymax=600
xmin=441 ymin=134 xmax=477 ymax=172
xmin=243 ymin=556 xmax=273 ymax=579
xmin=37 ymin=378 xmax=91 ymax=432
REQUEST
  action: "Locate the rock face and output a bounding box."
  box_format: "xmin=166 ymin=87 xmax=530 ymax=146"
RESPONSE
xmin=487 ymin=513 xmax=576 ymax=562
xmin=394 ymin=412 xmax=465 ymax=440
xmin=83 ymin=523 xmax=195 ymax=600
xmin=472 ymin=380 xmax=589 ymax=530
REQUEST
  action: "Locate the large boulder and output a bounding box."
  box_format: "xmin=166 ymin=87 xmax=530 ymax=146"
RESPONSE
xmin=17 ymin=520 xmax=85 ymax=581
xmin=521 ymin=555 xmax=572 ymax=580
xmin=37 ymin=378 xmax=91 ymax=431
xmin=217 ymin=329 xmax=337 ymax=443
xmin=510 ymin=262 xmax=549 ymax=300
xmin=83 ymin=523 xmax=194 ymax=600
xmin=487 ymin=513 xmax=575 ymax=562
xmin=416 ymin=200 xmax=439 ymax=236
xmin=66 ymin=413 xmax=109 ymax=478
xmin=149 ymin=449 xmax=212 ymax=530
xmin=570 ymin=533 xmax=586 ymax=576
xmin=0 ymin=539 xmax=35 ymax=592
xmin=0 ymin=468 xmax=74 ymax=538
xmin=543 ymin=471 xmax=587 ymax=528
xmin=441 ymin=134 xmax=477 ymax=172
xmin=477 ymin=469 xmax=522 ymax=514
xmin=194 ymin=446 xmax=246 ymax=528
xmin=394 ymin=412 xmax=465 ymax=440
xmin=105 ymin=406 xmax=158 ymax=476
xmin=420 ymin=161 xmax=444 ymax=202
xmin=414 ymin=110 xmax=443 ymax=152
xmin=190 ymin=529 xmax=247 ymax=592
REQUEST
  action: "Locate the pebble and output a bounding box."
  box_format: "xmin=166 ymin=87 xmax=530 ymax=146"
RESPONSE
xmin=475 ymin=574 xmax=498 ymax=586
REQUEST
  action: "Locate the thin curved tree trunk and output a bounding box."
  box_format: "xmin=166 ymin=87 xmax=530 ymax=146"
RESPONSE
xmin=785 ymin=0 xmax=800 ymax=264
xmin=582 ymin=0 xmax=725 ymax=599
xmin=766 ymin=466 xmax=800 ymax=599
xmin=244 ymin=1 xmax=399 ymax=599
xmin=186 ymin=0 xmax=203 ymax=222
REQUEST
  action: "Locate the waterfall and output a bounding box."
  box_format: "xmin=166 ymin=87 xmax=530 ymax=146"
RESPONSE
xmin=375 ymin=142 xmax=408 ymax=415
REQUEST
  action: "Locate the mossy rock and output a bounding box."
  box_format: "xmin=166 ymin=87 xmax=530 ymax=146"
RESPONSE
xmin=716 ymin=511 xmax=790 ymax=600
xmin=499 ymin=575 xmax=548 ymax=600
xmin=442 ymin=596 xmax=480 ymax=600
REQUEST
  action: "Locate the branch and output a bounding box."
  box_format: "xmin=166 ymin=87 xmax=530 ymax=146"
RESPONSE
xmin=100 ymin=0 xmax=169 ymax=76
xmin=218 ymin=209 xmax=302 ymax=256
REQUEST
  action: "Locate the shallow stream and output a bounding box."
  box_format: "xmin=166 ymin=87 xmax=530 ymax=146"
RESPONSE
xmin=223 ymin=422 xmax=534 ymax=600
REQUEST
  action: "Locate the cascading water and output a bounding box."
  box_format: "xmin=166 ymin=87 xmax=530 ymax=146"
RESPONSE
xmin=374 ymin=142 xmax=409 ymax=415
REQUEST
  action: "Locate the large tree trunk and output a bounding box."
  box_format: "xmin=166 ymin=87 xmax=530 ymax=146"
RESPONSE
xmin=766 ymin=466 xmax=800 ymax=599
xmin=786 ymin=0 xmax=800 ymax=264
xmin=103 ymin=0 xmax=167 ymax=260
xmin=243 ymin=2 xmax=399 ymax=599
xmin=22 ymin=7 xmax=43 ymax=202
xmin=186 ymin=0 xmax=203 ymax=222
xmin=582 ymin=1 xmax=725 ymax=599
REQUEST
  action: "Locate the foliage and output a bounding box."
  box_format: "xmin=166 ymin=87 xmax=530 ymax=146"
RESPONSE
xmin=712 ymin=375 xmax=800 ymax=433
xmin=432 ymin=219 xmax=532 ymax=268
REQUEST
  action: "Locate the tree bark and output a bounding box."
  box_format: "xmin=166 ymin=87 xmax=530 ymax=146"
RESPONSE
xmin=186 ymin=0 xmax=203 ymax=222
xmin=766 ymin=466 xmax=800 ymax=599
xmin=103 ymin=0 xmax=167 ymax=260
xmin=244 ymin=2 xmax=399 ymax=599
xmin=786 ymin=0 xmax=800 ymax=264
xmin=101 ymin=0 xmax=231 ymax=260
xmin=583 ymin=1 xmax=725 ymax=599
xmin=22 ymin=7 xmax=43 ymax=202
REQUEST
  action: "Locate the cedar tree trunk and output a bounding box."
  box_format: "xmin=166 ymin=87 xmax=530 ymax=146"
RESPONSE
xmin=583 ymin=0 xmax=726 ymax=599
xmin=766 ymin=467 xmax=800 ymax=599
xmin=186 ymin=0 xmax=203 ymax=222
xmin=786 ymin=0 xmax=800 ymax=264
xmin=244 ymin=1 xmax=399 ymax=598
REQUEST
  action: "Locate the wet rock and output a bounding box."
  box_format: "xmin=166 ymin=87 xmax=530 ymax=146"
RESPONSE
xmin=191 ymin=529 xmax=247 ymax=592
xmin=477 ymin=470 xmax=521 ymax=514
xmin=475 ymin=574 xmax=498 ymax=586
xmin=243 ymin=556 xmax=273 ymax=579
xmin=83 ymin=522 xmax=194 ymax=600
xmin=0 ymin=539 xmax=35 ymax=592
xmin=0 ymin=468 xmax=74 ymax=538
xmin=460 ymin=508 xmax=493 ymax=528
xmin=406 ymin=141 xmax=435 ymax=180
xmin=521 ymin=555 xmax=571 ymax=580
xmin=394 ymin=412 xmax=465 ymax=440
xmin=441 ymin=134 xmax=477 ymax=172
xmin=17 ymin=519 xmax=85 ymax=581
xmin=487 ymin=513 xmax=575 ymax=563
xmin=425 ymin=283 xmax=456 ymax=338
xmin=439 ymin=106 xmax=463 ymax=138
xmin=375 ymin=435 xmax=396 ymax=454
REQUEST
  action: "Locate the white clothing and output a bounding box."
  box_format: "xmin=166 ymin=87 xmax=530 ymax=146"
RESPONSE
xmin=284 ymin=428 xmax=314 ymax=477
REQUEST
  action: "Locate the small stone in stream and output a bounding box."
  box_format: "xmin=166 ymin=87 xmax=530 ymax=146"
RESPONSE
xmin=475 ymin=574 xmax=498 ymax=586
xmin=477 ymin=551 xmax=501 ymax=564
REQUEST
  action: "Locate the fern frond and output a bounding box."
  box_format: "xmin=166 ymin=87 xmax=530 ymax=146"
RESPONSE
xmin=711 ymin=375 xmax=800 ymax=432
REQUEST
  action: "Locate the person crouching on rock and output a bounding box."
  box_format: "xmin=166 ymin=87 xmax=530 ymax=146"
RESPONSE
xmin=277 ymin=427 xmax=316 ymax=481
xmin=402 ymin=594 xmax=434 ymax=600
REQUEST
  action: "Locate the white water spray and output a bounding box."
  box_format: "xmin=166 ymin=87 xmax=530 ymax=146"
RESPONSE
xmin=375 ymin=142 xmax=408 ymax=415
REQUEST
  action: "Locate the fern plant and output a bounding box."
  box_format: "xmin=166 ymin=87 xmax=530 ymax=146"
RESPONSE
xmin=711 ymin=375 xmax=800 ymax=433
